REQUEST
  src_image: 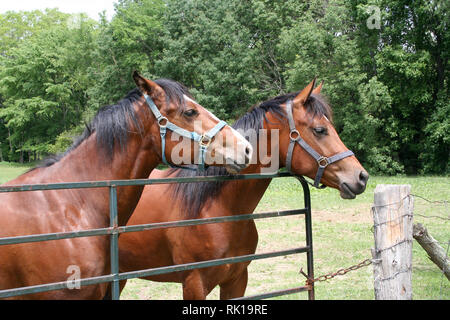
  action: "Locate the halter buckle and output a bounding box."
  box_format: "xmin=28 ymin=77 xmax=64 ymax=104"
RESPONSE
xmin=199 ymin=134 xmax=212 ymax=147
xmin=317 ymin=156 xmax=329 ymax=168
xmin=289 ymin=129 xmax=301 ymax=141
xmin=158 ymin=116 xmax=168 ymax=128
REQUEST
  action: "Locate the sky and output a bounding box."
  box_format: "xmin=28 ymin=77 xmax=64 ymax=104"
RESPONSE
xmin=0 ymin=0 xmax=117 ymax=21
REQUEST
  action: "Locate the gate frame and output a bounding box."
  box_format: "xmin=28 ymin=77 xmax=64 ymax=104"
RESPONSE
xmin=0 ymin=172 xmax=314 ymax=300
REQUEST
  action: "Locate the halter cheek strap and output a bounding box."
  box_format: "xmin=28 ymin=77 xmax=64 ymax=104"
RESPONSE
xmin=196 ymin=120 xmax=228 ymax=169
xmin=285 ymin=100 xmax=354 ymax=188
xmin=144 ymin=93 xmax=227 ymax=171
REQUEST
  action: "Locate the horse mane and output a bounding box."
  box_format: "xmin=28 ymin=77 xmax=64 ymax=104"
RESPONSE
xmin=171 ymin=92 xmax=332 ymax=218
xmin=30 ymin=78 xmax=191 ymax=171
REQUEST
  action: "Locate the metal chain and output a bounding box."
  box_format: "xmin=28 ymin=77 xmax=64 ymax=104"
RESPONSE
xmin=300 ymin=258 xmax=373 ymax=286
xmin=298 ymin=194 xmax=448 ymax=291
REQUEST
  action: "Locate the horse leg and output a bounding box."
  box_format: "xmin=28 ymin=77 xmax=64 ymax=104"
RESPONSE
xmin=219 ymin=268 xmax=248 ymax=300
xmin=182 ymin=270 xmax=207 ymax=300
xmin=119 ymin=279 xmax=127 ymax=293
xmin=102 ymin=279 xmax=127 ymax=300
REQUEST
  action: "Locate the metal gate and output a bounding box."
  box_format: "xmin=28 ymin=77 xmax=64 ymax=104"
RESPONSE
xmin=0 ymin=172 xmax=314 ymax=300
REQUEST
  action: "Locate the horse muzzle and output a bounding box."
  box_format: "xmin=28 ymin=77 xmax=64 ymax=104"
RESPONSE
xmin=339 ymin=170 xmax=369 ymax=199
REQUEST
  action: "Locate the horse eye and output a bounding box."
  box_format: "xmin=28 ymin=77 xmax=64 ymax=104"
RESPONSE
xmin=313 ymin=127 xmax=327 ymax=135
xmin=183 ymin=109 xmax=198 ymax=118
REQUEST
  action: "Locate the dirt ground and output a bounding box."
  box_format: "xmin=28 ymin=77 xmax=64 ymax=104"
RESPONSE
xmin=311 ymin=204 xmax=373 ymax=224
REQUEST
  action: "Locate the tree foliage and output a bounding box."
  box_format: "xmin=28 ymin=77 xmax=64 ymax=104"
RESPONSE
xmin=0 ymin=12 xmax=97 ymax=160
xmin=0 ymin=0 xmax=448 ymax=174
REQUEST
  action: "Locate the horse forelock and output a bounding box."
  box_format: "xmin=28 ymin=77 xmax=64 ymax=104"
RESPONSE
xmin=304 ymin=93 xmax=333 ymax=123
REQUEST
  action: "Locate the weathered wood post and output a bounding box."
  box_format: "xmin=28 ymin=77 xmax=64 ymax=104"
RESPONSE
xmin=371 ymin=184 xmax=414 ymax=300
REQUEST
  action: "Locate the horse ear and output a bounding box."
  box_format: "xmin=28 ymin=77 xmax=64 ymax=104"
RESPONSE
xmin=293 ymin=77 xmax=316 ymax=107
xmin=312 ymin=80 xmax=323 ymax=94
xmin=132 ymin=71 xmax=164 ymax=100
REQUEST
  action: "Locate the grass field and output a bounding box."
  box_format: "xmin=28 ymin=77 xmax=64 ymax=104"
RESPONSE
xmin=1 ymin=162 xmax=448 ymax=300
xmin=0 ymin=161 xmax=34 ymax=184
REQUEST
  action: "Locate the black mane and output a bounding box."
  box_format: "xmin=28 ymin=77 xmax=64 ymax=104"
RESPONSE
xmin=171 ymin=92 xmax=332 ymax=218
xmin=31 ymin=78 xmax=191 ymax=170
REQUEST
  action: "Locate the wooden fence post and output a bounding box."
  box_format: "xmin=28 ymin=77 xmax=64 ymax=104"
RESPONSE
xmin=371 ymin=184 xmax=414 ymax=300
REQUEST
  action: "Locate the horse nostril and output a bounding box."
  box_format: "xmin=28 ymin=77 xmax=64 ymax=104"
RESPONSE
xmin=359 ymin=171 xmax=369 ymax=184
xmin=242 ymin=146 xmax=252 ymax=165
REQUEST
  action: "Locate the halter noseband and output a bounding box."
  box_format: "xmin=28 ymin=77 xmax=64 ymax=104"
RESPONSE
xmin=285 ymin=99 xmax=354 ymax=188
xmin=144 ymin=94 xmax=227 ymax=171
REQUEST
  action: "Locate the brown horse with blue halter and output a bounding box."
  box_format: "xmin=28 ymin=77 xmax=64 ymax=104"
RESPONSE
xmin=117 ymin=79 xmax=368 ymax=299
xmin=0 ymin=72 xmax=252 ymax=299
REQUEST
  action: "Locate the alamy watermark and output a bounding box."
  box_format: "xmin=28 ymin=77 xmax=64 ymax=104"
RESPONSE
xmin=366 ymin=5 xmax=381 ymax=30
xmin=66 ymin=265 xmax=81 ymax=289
xmin=67 ymin=14 xmax=83 ymax=30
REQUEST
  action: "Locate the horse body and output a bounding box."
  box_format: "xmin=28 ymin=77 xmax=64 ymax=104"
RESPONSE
xmin=118 ymin=80 xmax=369 ymax=299
xmin=0 ymin=73 xmax=251 ymax=299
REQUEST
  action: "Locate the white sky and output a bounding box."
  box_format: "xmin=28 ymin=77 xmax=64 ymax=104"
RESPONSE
xmin=0 ymin=0 xmax=117 ymax=21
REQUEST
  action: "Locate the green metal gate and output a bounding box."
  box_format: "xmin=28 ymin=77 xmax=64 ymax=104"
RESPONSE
xmin=0 ymin=172 xmax=314 ymax=300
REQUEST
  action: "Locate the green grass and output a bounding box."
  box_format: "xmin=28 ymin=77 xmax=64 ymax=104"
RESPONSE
xmin=122 ymin=175 xmax=449 ymax=300
xmin=0 ymin=161 xmax=34 ymax=184
xmin=254 ymin=176 xmax=450 ymax=300
xmin=1 ymin=162 xmax=448 ymax=300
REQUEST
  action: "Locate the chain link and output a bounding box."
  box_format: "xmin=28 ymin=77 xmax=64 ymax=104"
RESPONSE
xmin=300 ymin=258 xmax=373 ymax=287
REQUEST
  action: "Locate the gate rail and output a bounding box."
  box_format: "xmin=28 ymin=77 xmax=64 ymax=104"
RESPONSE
xmin=0 ymin=172 xmax=314 ymax=300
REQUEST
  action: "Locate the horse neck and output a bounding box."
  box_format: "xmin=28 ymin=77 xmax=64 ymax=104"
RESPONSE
xmin=208 ymin=115 xmax=282 ymax=217
xmin=48 ymin=121 xmax=160 ymax=226
xmin=213 ymin=166 xmax=272 ymax=217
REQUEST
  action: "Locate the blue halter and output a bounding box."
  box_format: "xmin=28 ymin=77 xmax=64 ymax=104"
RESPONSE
xmin=144 ymin=94 xmax=227 ymax=171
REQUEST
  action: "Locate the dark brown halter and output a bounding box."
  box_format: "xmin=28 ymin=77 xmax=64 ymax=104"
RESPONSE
xmin=285 ymin=99 xmax=354 ymax=188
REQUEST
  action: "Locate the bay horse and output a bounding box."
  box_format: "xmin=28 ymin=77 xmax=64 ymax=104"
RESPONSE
xmin=118 ymin=79 xmax=369 ymax=299
xmin=0 ymin=72 xmax=252 ymax=299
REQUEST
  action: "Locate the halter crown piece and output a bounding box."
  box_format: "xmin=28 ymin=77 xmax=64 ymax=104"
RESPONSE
xmin=144 ymin=94 xmax=227 ymax=171
xmin=285 ymin=99 xmax=354 ymax=188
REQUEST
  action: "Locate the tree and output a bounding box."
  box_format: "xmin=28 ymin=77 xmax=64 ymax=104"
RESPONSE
xmin=0 ymin=1 xmax=447 ymax=173
xmin=86 ymin=0 xmax=166 ymax=110
xmin=155 ymin=0 xmax=307 ymax=120
xmin=352 ymin=0 xmax=449 ymax=173
xmin=280 ymin=0 xmax=448 ymax=174
xmin=0 ymin=11 xmax=98 ymax=160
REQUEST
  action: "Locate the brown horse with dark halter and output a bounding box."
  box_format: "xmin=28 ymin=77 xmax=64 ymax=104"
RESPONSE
xmin=118 ymin=79 xmax=369 ymax=299
xmin=0 ymin=72 xmax=252 ymax=299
